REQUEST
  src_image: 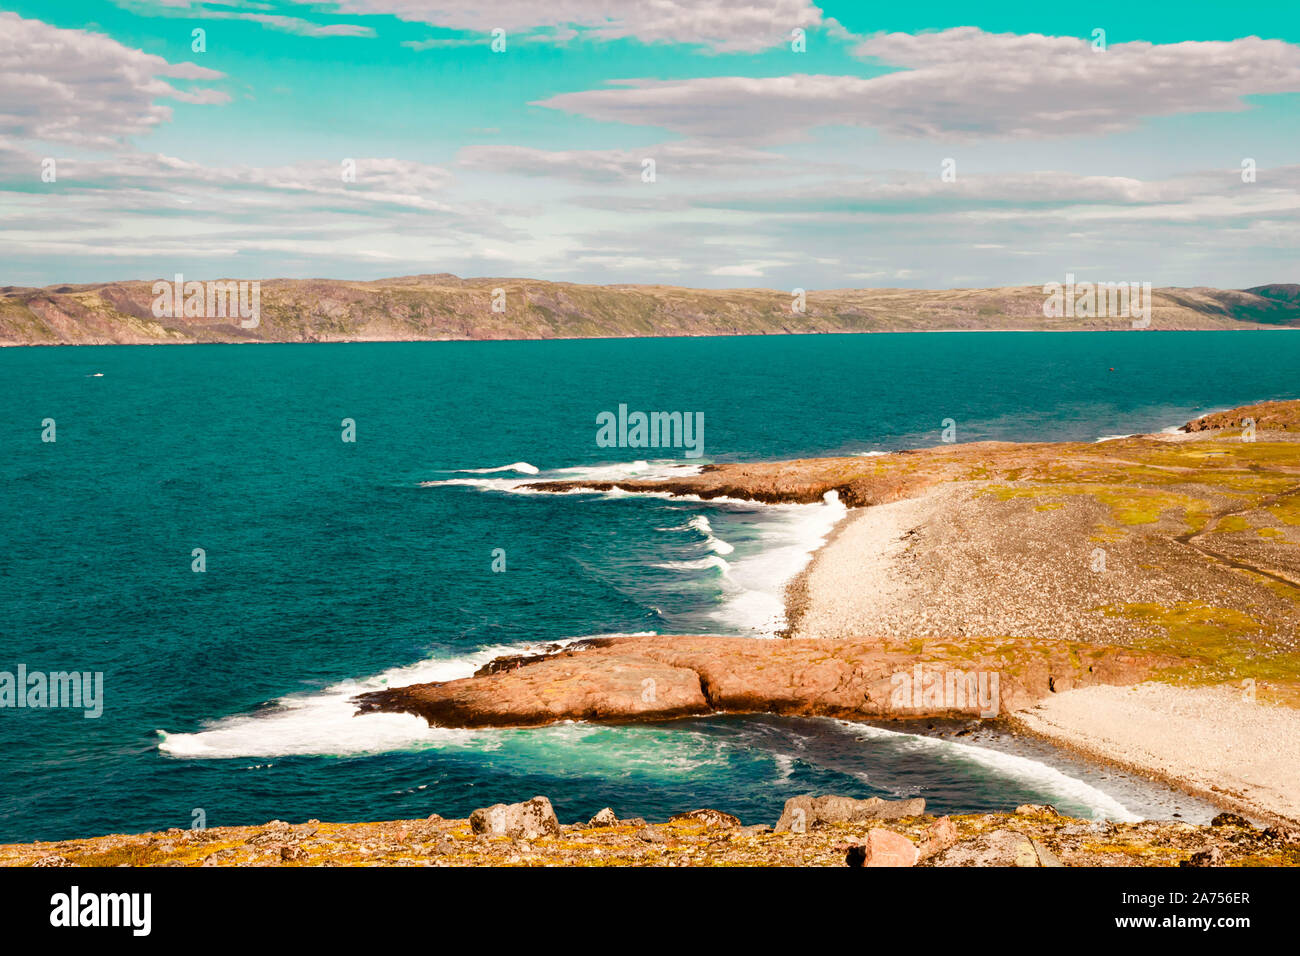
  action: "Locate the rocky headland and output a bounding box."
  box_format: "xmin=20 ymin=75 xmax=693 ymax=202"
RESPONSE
xmin=361 ymin=398 xmax=1300 ymax=826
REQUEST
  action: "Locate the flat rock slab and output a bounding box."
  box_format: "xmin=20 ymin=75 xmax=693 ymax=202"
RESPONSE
xmin=775 ymin=794 xmax=927 ymax=833
xmin=357 ymin=652 xmax=709 ymax=727
xmin=353 ymin=634 xmax=1165 ymax=729
xmin=924 ymin=829 xmax=1058 ymax=867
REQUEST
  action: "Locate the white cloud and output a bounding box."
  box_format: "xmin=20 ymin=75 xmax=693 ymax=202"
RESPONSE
xmin=537 ymin=29 xmax=1300 ymax=142
xmin=336 ymin=0 xmax=829 ymax=51
xmin=0 ymin=11 xmax=227 ymax=147
xmin=114 ymin=2 xmax=376 ymax=38
xmin=457 ymin=142 xmax=806 ymax=182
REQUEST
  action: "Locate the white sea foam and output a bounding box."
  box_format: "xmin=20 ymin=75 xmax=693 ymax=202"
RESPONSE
xmin=155 ymin=635 xmax=646 ymax=759
xmin=688 ymin=515 xmax=735 ymax=555
xmin=835 ymin=721 xmax=1141 ymax=822
xmin=420 ymin=459 xmax=703 ymax=496
xmin=451 ymin=461 xmax=540 ymax=475
xmin=655 ymin=554 xmax=731 ymax=572
xmin=704 ymin=490 xmax=846 ymax=636
xmin=422 ymin=462 xmax=846 ymax=637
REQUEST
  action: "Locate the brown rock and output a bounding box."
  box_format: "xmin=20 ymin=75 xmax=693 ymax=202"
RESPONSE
xmin=355 ymin=652 xmax=710 ymax=727
xmin=1210 ymin=812 xmax=1253 ymax=828
xmin=669 ymin=809 xmax=741 ymax=828
xmin=924 ymin=829 xmax=1043 ymax=867
xmin=1180 ymin=846 xmax=1225 ymax=867
xmin=847 ymin=829 xmax=919 ymax=867
xmin=918 ymin=815 xmax=958 ymax=859
xmin=352 ymin=633 xmax=1167 ymax=729
xmin=774 ymin=794 xmax=926 ymax=833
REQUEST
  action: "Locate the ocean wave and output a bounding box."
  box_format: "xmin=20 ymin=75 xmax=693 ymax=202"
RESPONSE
xmin=423 ymin=462 xmax=846 ymax=638
xmin=654 ymin=554 xmax=731 ymax=573
xmin=688 ymin=515 xmax=735 ymax=555
xmin=155 ymin=634 xmax=651 ymax=759
xmin=835 ymin=721 xmax=1140 ymax=822
xmin=420 ymin=459 xmax=704 ymax=496
xmin=704 ymin=490 xmax=846 ymax=636
xmin=450 ymin=461 xmax=540 ymax=475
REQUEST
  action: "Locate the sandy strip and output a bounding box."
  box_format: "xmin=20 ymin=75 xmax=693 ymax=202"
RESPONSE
xmin=785 ymin=493 xmax=930 ymax=639
xmin=785 ymin=482 xmax=1300 ymax=825
xmin=1012 ymin=683 xmax=1300 ymax=825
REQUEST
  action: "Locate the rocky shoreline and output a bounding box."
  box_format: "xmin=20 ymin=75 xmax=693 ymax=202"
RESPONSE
xmin=352 ymin=633 xmax=1170 ymax=727
xmin=5 ymin=794 xmax=1297 ymax=868
xmin=5 ymin=399 xmax=1298 ymax=864
xmin=357 ymin=398 xmax=1300 ymax=827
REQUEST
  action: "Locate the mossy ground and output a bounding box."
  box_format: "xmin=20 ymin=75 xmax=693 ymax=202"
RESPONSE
xmin=6 ymin=812 xmax=1297 ymax=868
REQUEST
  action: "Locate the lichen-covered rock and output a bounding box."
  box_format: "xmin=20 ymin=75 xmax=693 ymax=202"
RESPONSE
xmin=1210 ymin=813 xmax=1253 ymax=828
xmin=918 ymin=816 xmax=958 ymax=859
xmin=588 ymin=807 xmax=619 ymax=828
xmin=924 ymin=829 xmax=1042 ymax=867
xmin=4 ymin=804 xmax=1297 ymax=867
xmin=774 ymin=794 xmax=926 ymax=833
xmin=469 ymin=797 xmax=561 ymax=839
xmin=669 ymin=809 xmax=741 ymax=828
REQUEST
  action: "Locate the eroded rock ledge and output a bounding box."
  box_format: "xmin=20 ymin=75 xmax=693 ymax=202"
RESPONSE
xmin=352 ymin=634 xmax=1171 ymax=729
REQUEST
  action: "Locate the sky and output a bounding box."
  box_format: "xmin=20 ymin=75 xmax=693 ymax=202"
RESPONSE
xmin=1 ymin=0 xmax=1298 ymax=290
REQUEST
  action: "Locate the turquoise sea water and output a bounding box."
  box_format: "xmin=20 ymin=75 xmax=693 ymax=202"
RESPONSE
xmin=1 ymin=331 xmax=1295 ymax=843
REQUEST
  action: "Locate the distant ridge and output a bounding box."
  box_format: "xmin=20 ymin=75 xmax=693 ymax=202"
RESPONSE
xmin=2 ymin=275 xmax=1297 ymax=345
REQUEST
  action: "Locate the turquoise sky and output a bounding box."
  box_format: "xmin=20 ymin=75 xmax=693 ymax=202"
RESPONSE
xmin=2 ymin=1 xmax=1298 ymax=288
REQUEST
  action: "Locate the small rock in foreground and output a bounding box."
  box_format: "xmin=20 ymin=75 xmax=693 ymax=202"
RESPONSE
xmin=669 ymin=809 xmax=741 ymax=828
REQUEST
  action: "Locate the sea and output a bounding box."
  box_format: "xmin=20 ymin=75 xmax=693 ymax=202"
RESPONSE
xmin=1 ymin=329 xmax=1295 ymax=843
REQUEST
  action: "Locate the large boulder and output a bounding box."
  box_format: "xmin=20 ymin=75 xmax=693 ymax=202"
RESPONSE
xmin=469 ymin=796 xmax=561 ymax=839
xmin=774 ymin=794 xmax=926 ymax=833
xmin=845 ymin=828 xmax=919 ymax=867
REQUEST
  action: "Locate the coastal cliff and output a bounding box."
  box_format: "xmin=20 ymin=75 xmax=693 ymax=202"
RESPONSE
xmin=3 ymin=276 xmax=1300 ymax=345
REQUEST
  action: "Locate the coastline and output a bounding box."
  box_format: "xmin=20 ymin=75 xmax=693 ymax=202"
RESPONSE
xmin=8 ymin=326 xmax=1299 ymax=349
xmin=5 ymin=400 xmax=1299 ymax=859
xmin=1008 ymin=685 xmax=1300 ymax=827
xmin=353 ymin=398 xmax=1300 ymax=828
xmin=778 ymin=433 xmax=1300 ymax=825
xmin=6 ymin=278 xmax=1298 ymax=346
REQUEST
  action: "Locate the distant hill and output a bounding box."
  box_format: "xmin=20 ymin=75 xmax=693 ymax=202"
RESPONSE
xmin=2 ymin=275 xmax=1298 ymax=345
